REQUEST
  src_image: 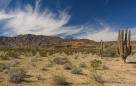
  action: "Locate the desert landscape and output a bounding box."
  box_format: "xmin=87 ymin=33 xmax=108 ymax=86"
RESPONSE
xmin=0 ymin=0 xmax=136 ymax=86
xmin=0 ymin=32 xmax=136 ymax=86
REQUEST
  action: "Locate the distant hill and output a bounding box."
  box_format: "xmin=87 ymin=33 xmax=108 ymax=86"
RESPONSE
xmin=0 ymin=34 xmax=136 ymax=50
xmin=0 ymin=34 xmax=98 ymax=49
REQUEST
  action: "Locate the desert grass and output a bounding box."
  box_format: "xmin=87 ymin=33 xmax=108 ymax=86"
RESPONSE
xmin=0 ymin=51 xmax=136 ymax=86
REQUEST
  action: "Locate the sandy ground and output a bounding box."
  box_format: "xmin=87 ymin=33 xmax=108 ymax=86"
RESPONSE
xmin=0 ymin=52 xmax=136 ymax=86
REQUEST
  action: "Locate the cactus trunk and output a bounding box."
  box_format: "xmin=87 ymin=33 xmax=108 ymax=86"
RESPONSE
xmin=99 ymin=40 xmax=103 ymax=59
xmin=117 ymin=26 xmax=132 ymax=63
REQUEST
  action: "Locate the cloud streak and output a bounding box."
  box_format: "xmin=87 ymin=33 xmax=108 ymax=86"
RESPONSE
xmin=0 ymin=0 xmax=82 ymax=36
xmin=0 ymin=0 xmax=135 ymax=41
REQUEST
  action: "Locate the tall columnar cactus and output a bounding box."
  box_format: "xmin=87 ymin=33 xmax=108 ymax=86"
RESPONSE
xmin=99 ymin=40 xmax=103 ymax=59
xmin=117 ymin=26 xmax=132 ymax=62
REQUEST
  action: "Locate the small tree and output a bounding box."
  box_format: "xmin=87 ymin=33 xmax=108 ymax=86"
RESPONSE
xmin=90 ymin=59 xmax=102 ymax=70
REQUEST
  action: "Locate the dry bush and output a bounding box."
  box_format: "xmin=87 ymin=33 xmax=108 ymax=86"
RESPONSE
xmin=71 ymin=67 xmax=82 ymax=74
xmin=36 ymin=74 xmax=41 ymax=80
xmin=102 ymin=64 xmax=109 ymax=70
xmin=9 ymin=60 xmax=19 ymax=67
xmin=8 ymin=67 xmax=26 ymax=83
xmin=63 ymin=62 xmax=73 ymax=70
xmin=0 ymin=54 xmax=9 ymax=60
xmin=79 ymin=62 xmax=86 ymax=68
xmin=53 ymin=57 xmax=69 ymax=65
xmin=0 ymin=63 xmax=8 ymax=72
xmin=73 ymin=55 xmax=78 ymax=59
xmin=91 ymin=72 xmax=103 ymax=83
xmin=52 ymin=74 xmax=67 ymax=85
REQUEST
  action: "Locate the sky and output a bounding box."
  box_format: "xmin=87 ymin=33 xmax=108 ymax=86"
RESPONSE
xmin=0 ymin=0 xmax=136 ymax=41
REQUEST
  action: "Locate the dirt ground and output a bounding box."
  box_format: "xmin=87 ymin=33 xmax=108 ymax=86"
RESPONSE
xmin=0 ymin=52 xmax=136 ymax=86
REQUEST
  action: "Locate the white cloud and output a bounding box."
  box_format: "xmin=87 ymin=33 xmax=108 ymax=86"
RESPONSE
xmin=0 ymin=0 xmax=135 ymax=42
xmin=75 ymin=23 xmax=118 ymax=41
xmin=0 ymin=0 xmax=82 ymax=37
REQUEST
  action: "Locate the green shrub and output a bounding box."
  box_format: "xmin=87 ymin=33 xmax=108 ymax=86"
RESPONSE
xmin=6 ymin=51 xmax=20 ymax=58
xmin=79 ymin=62 xmax=86 ymax=68
xmin=63 ymin=62 xmax=73 ymax=70
xmin=39 ymin=51 xmax=47 ymax=57
xmin=31 ymin=50 xmax=37 ymax=56
xmin=52 ymin=74 xmax=67 ymax=85
xmin=90 ymin=59 xmax=102 ymax=70
xmin=0 ymin=63 xmax=7 ymax=72
xmin=71 ymin=67 xmax=82 ymax=74
xmin=8 ymin=67 xmax=26 ymax=83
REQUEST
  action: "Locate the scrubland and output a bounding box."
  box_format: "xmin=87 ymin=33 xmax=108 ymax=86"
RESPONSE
xmin=0 ymin=50 xmax=136 ymax=86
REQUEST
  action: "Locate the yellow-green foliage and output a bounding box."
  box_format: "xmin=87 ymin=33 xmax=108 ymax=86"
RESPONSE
xmin=90 ymin=59 xmax=102 ymax=70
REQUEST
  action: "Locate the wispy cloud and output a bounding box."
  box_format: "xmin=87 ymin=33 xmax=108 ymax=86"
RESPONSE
xmin=0 ymin=0 xmax=135 ymax=41
xmin=0 ymin=0 xmax=82 ymax=36
xmin=75 ymin=22 xmax=118 ymax=41
xmin=0 ymin=0 xmax=11 ymax=10
xmin=104 ymin=0 xmax=109 ymax=6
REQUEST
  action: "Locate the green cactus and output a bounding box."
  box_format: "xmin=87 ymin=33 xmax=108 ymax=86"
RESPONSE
xmin=117 ymin=26 xmax=132 ymax=63
xmin=99 ymin=40 xmax=103 ymax=59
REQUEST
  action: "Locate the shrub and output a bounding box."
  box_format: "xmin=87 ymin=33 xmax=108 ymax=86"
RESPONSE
xmin=9 ymin=60 xmax=19 ymax=67
xmin=71 ymin=67 xmax=82 ymax=74
xmin=0 ymin=63 xmax=7 ymax=72
xmin=52 ymin=74 xmax=67 ymax=85
xmin=8 ymin=67 xmax=26 ymax=83
xmin=91 ymin=72 xmax=103 ymax=83
xmin=6 ymin=51 xmax=20 ymax=58
xmin=82 ymin=54 xmax=87 ymax=58
xmin=36 ymin=74 xmax=41 ymax=80
xmin=0 ymin=54 xmax=8 ymax=60
xmin=31 ymin=63 xmax=36 ymax=67
xmin=102 ymin=64 xmax=109 ymax=70
xmin=79 ymin=62 xmax=86 ymax=68
xmin=63 ymin=62 xmax=73 ymax=70
xmin=74 ymin=55 xmax=78 ymax=59
xmin=31 ymin=58 xmax=38 ymax=62
xmin=90 ymin=59 xmax=102 ymax=70
xmin=40 ymin=67 xmax=47 ymax=71
xmin=53 ymin=57 xmax=69 ymax=65
xmin=53 ymin=57 xmax=61 ymax=64
xmin=39 ymin=51 xmax=47 ymax=57
xmin=31 ymin=50 xmax=37 ymax=56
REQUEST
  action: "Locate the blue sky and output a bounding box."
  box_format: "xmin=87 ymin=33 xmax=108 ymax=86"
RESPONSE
xmin=0 ymin=0 xmax=136 ymax=41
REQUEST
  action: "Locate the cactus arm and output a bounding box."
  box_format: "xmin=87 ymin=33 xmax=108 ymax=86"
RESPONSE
xmin=117 ymin=27 xmax=131 ymax=63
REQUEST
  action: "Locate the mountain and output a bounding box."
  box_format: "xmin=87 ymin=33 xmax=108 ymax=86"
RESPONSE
xmin=0 ymin=34 xmax=98 ymax=49
xmin=0 ymin=34 xmax=136 ymax=50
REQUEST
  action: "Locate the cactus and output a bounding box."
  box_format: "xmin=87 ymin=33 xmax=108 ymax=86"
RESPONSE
xmin=117 ymin=26 xmax=132 ymax=63
xmin=99 ymin=40 xmax=103 ymax=59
